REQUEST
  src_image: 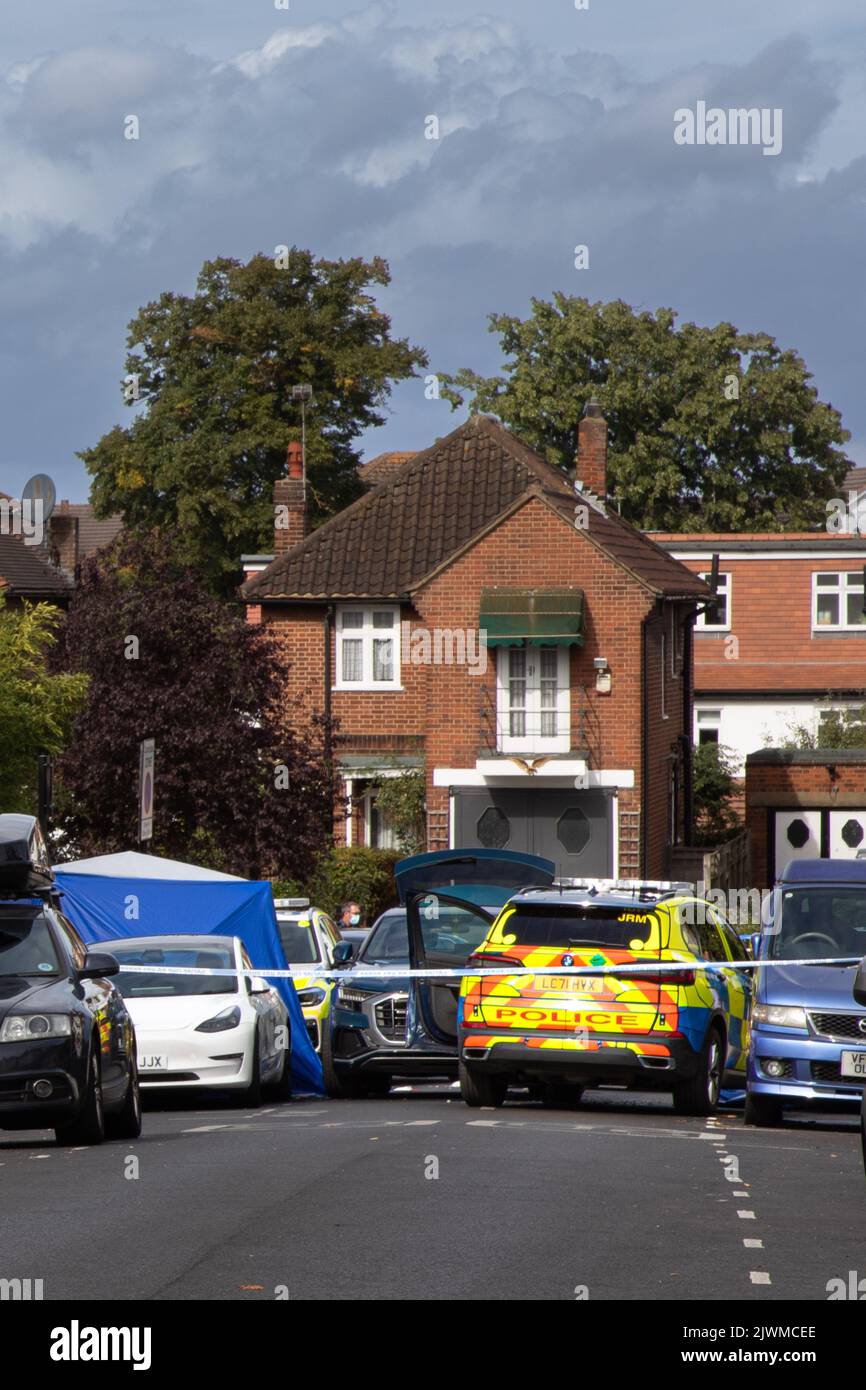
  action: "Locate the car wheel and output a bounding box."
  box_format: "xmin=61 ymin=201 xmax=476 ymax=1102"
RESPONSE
xmin=744 ymin=1091 xmax=784 ymax=1128
xmin=458 ymin=1060 xmax=507 ymax=1108
xmin=267 ymin=1045 xmax=294 ymax=1102
xmin=105 ymin=1056 xmax=142 ymax=1140
xmin=540 ymin=1082 xmax=584 ymax=1109
xmin=55 ymin=1046 xmax=105 ymax=1147
xmin=672 ymin=1025 xmax=723 ymax=1117
xmin=243 ymin=1029 xmax=262 ymax=1108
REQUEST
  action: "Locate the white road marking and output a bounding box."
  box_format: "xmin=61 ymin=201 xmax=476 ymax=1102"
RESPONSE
xmin=733 ymin=1190 xmax=750 ymax=1197
xmin=405 ymin=1120 xmax=439 ymax=1126
xmin=737 ymin=1210 xmax=756 ymax=1220
xmin=744 ymin=1239 xmax=764 ymax=1249
xmin=182 ymin=1124 xmax=233 ymax=1133
xmin=750 ymin=1272 xmax=771 ymax=1285
xmin=466 ymin=1120 xmax=502 ymax=1127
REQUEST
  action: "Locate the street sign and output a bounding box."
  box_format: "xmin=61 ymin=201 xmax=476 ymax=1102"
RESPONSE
xmin=139 ymin=739 xmax=155 ymax=842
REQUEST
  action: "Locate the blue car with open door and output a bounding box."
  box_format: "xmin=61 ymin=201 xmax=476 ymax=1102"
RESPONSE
xmin=320 ymin=849 xmax=554 ymax=1098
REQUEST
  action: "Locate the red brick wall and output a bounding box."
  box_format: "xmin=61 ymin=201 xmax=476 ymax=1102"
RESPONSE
xmin=665 ymin=551 xmax=866 ymax=693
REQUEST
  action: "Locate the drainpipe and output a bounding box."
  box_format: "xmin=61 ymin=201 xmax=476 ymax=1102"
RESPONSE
xmin=640 ymin=609 xmax=651 ymax=877
xmin=323 ymin=605 xmax=334 ymax=758
xmin=681 ymin=617 xmax=693 ymax=847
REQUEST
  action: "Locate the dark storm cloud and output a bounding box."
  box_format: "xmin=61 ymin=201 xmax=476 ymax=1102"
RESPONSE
xmin=0 ymin=7 xmax=863 ymax=498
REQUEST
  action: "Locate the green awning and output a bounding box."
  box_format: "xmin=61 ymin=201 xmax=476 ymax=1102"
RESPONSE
xmin=480 ymin=588 xmax=585 ymax=647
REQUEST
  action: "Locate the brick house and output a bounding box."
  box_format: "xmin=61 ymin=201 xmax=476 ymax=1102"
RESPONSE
xmin=652 ymin=532 xmax=866 ymax=769
xmin=0 ymin=497 xmax=123 ymax=606
xmin=242 ymin=411 xmax=709 ymax=878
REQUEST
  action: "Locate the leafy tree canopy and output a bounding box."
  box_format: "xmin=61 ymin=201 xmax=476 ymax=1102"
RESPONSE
xmin=441 ymin=296 xmax=850 ymax=531
xmin=0 ymin=593 xmax=88 ymax=813
xmin=53 ymin=532 xmax=335 ymax=878
xmin=82 ymin=251 xmax=427 ymax=589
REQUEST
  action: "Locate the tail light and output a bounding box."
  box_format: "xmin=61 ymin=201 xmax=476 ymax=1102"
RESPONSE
xmin=463 ymin=953 xmax=524 ymax=1028
xmin=618 ymin=968 xmax=696 ymax=987
xmin=466 ymin=953 xmax=523 ymax=971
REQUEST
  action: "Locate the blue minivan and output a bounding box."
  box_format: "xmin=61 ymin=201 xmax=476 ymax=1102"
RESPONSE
xmin=745 ymin=858 xmax=866 ymax=1126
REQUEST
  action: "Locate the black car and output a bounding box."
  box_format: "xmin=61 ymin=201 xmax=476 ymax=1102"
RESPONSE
xmin=0 ymin=815 xmax=141 ymax=1146
xmin=321 ymin=849 xmax=555 ymax=1098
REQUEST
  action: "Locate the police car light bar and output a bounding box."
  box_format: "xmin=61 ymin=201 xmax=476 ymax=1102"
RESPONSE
xmin=553 ymin=877 xmax=695 ymax=899
xmin=273 ymin=897 xmax=310 ymax=910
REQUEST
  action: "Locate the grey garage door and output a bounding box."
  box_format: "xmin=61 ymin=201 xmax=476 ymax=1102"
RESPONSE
xmin=453 ymin=788 xmax=613 ymax=877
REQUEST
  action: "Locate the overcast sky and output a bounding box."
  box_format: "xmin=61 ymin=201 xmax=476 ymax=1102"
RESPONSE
xmin=3 ymin=0 xmax=866 ymax=500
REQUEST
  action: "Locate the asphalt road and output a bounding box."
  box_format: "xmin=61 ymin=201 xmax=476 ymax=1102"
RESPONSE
xmin=1 ymin=1086 xmax=864 ymax=1301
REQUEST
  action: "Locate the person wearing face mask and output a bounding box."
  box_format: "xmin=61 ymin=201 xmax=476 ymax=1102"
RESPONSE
xmin=340 ymin=900 xmax=364 ymax=934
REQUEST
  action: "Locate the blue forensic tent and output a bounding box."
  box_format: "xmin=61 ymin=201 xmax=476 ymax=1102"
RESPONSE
xmin=53 ymin=851 xmax=323 ymax=1095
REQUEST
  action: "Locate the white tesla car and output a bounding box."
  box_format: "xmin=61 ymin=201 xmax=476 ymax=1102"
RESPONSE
xmin=106 ymin=935 xmax=292 ymax=1104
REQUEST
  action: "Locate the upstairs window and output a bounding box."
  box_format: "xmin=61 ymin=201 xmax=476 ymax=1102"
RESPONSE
xmin=812 ymin=573 xmax=866 ymax=632
xmin=696 ymin=709 xmax=721 ymax=745
xmin=496 ymin=646 xmax=570 ymax=753
xmin=696 ymin=573 xmax=730 ymax=630
xmin=336 ymin=606 xmax=401 ymax=688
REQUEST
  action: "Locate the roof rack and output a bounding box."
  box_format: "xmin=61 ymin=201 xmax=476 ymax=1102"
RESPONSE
xmin=544 ymin=877 xmax=695 ymax=902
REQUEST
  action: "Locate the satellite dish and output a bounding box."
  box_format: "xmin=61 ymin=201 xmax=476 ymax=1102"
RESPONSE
xmin=21 ymin=473 xmax=56 ymax=521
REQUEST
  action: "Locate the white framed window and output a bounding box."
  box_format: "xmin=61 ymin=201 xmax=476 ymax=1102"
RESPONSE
xmin=696 ymin=573 xmax=731 ymax=630
xmin=363 ymin=791 xmax=398 ymax=850
xmin=696 ymin=708 xmax=721 ymax=745
xmin=496 ymin=646 xmax=570 ymax=753
xmin=336 ymin=605 xmax=401 ymax=688
xmin=812 ymin=572 xmax=866 ymax=631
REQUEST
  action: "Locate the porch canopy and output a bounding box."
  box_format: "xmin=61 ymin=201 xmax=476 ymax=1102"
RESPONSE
xmin=479 ymin=587 xmax=584 ymax=647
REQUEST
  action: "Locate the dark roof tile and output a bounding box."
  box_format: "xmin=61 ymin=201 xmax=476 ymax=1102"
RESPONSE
xmin=0 ymin=534 xmax=71 ymax=597
xmin=243 ymin=416 xmax=709 ymax=602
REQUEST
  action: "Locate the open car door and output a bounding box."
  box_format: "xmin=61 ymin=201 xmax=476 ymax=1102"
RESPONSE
xmin=396 ymin=850 xmax=555 ymax=1049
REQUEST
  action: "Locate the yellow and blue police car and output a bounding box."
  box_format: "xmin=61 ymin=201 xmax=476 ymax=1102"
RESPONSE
xmin=457 ymin=880 xmax=752 ymax=1114
xmin=274 ymin=899 xmax=342 ymax=1053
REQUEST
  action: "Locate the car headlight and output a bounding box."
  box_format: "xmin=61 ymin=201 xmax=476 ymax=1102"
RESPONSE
xmin=0 ymin=1014 xmax=72 ymax=1043
xmin=753 ymin=1004 xmax=808 ymax=1030
xmin=195 ymin=1006 xmax=241 ymax=1033
xmin=337 ymin=986 xmax=368 ymax=1009
xmin=297 ymin=987 xmax=327 ymax=1008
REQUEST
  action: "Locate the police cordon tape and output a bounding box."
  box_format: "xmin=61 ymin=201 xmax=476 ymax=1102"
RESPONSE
xmin=113 ymin=956 xmax=863 ymax=982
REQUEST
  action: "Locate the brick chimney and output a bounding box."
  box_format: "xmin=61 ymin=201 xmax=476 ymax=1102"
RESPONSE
xmin=273 ymin=441 xmax=306 ymax=553
xmin=47 ymin=504 xmax=79 ymax=575
xmin=576 ymin=398 xmax=607 ymax=499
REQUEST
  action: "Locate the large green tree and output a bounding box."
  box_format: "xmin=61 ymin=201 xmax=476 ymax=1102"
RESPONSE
xmin=0 ymin=593 xmax=88 ymax=813
xmin=82 ymin=251 xmax=427 ymax=588
xmin=442 ymin=297 xmax=850 ymax=531
xmin=53 ymin=532 xmax=336 ymax=878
